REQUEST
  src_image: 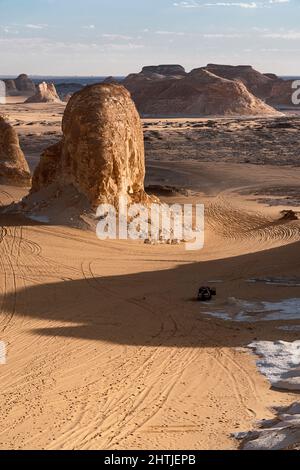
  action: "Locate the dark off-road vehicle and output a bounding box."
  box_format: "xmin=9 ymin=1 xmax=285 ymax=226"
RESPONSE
xmin=197 ymin=287 xmax=217 ymax=302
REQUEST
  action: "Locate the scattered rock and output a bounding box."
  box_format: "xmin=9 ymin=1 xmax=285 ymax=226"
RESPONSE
xmin=280 ymin=210 xmax=299 ymax=221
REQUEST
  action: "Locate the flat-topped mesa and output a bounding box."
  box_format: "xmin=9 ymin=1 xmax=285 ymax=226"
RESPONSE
xmin=25 ymin=82 xmax=61 ymax=103
xmin=30 ymin=83 xmax=153 ymax=208
xmin=14 ymin=74 xmax=36 ymax=95
xmin=204 ymin=64 xmax=275 ymax=98
xmin=141 ymin=65 xmax=186 ymax=77
xmin=0 ymin=116 xmax=31 ymax=186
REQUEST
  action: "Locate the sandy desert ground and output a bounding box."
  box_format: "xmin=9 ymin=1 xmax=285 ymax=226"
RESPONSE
xmin=0 ymin=99 xmax=300 ymax=449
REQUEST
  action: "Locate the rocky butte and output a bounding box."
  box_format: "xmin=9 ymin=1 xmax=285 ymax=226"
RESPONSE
xmin=0 ymin=116 xmax=31 ymax=186
xmin=23 ymin=83 xmax=154 ymax=222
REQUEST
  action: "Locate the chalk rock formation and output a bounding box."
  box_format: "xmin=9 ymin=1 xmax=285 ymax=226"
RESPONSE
xmin=0 ymin=116 xmax=31 ymax=185
xmin=125 ymin=68 xmax=279 ymax=117
xmin=204 ymin=64 xmax=275 ymax=99
xmin=14 ymin=74 xmax=36 ymax=95
xmin=30 ymin=84 xmax=152 ymax=207
xmin=25 ymin=82 xmax=61 ymax=103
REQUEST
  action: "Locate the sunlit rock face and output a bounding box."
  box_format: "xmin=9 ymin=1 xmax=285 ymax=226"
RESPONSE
xmin=31 ymin=83 xmax=152 ymax=207
xmin=25 ymin=82 xmax=61 ymax=103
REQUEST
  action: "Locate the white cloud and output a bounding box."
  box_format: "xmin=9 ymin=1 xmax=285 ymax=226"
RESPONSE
xmin=263 ymin=30 xmax=300 ymax=39
xmin=174 ymin=0 xmax=289 ymax=7
xmin=155 ymin=30 xmax=186 ymax=36
xmin=25 ymin=24 xmax=48 ymax=30
xmin=0 ymin=25 xmax=19 ymax=34
xmin=102 ymin=33 xmax=133 ymax=40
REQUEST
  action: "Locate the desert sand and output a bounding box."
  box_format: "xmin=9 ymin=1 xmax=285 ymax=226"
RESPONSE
xmin=0 ymin=99 xmax=300 ymax=450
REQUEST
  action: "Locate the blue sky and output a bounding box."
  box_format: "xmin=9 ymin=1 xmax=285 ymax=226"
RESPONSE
xmin=0 ymin=0 xmax=299 ymax=75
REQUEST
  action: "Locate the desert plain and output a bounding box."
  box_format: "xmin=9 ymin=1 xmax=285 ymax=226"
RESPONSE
xmin=0 ymin=96 xmax=300 ymax=450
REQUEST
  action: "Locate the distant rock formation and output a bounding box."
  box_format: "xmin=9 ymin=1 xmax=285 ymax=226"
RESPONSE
xmin=25 ymin=82 xmax=61 ymax=103
xmin=267 ymin=79 xmax=299 ymax=107
xmin=0 ymin=81 xmax=5 ymax=104
xmin=14 ymin=74 xmax=36 ymax=95
xmin=124 ymin=67 xmax=279 ymax=117
xmin=203 ymin=64 xmax=274 ymax=99
xmin=3 ymin=79 xmax=17 ymax=96
xmin=55 ymin=82 xmax=84 ymax=99
xmin=0 ymin=116 xmax=31 ymax=185
xmin=29 ymin=84 xmax=152 ymax=207
xmin=264 ymin=73 xmax=278 ymax=80
xmin=2 ymin=74 xmax=36 ymax=97
xmin=141 ymin=65 xmax=186 ymax=77
xmin=203 ymin=65 xmax=299 ymax=108
xmin=102 ymin=76 xmax=120 ymax=85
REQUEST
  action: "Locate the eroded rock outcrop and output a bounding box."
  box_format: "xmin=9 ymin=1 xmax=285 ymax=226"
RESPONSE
xmin=267 ymin=79 xmax=299 ymax=107
xmin=125 ymin=68 xmax=279 ymax=117
xmin=204 ymin=64 xmax=274 ymax=99
xmin=30 ymin=83 xmax=152 ymax=207
xmin=3 ymin=79 xmax=17 ymax=96
xmin=0 ymin=116 xmax=31 ymax=185
xmin=14 ymin=74 xmax=36 ymax=95
xmin=25 ymin=82 xmax=61 ymax=103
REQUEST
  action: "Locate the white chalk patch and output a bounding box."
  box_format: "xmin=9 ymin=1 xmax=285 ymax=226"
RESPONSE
xmin=248 ymin=277 xmax=300 ymax=287
xmin=0 ymin=341 xmax=6 ymax=364
xmin=204 ymin=297 xmax=300 ymax=322
xmin=235 ymin=402 xmax=300 ymax=450
xmin=248 ymin=340 xmax=300 ymax=391
xmin=278 ymin=325 xmax=300 ymax=332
